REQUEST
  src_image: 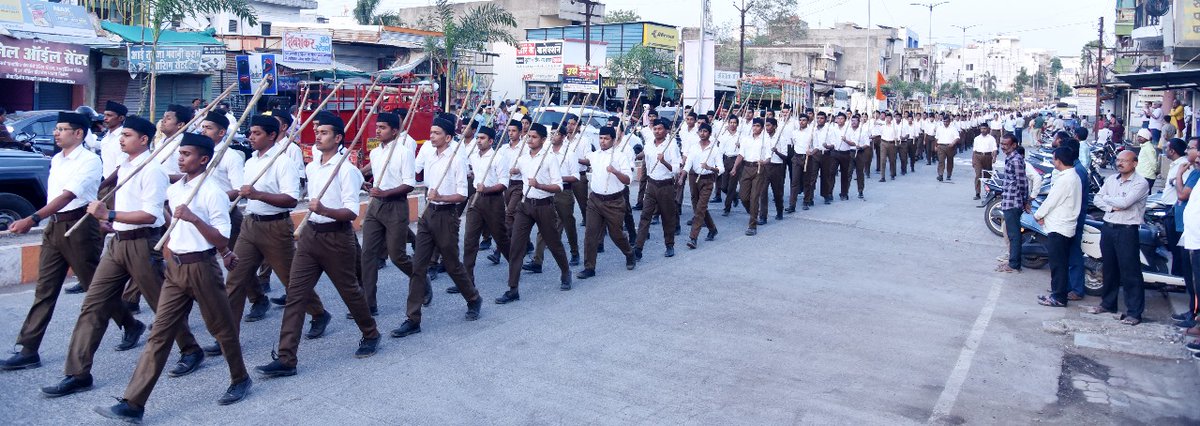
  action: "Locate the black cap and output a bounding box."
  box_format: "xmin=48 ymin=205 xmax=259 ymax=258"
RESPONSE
xmin=250 ymin=115 xmax=279 ymax=134
xmin=180 ymin=132 xmax=214 ymax=151
xmin=599 ymin=126 xmax=616 ymax=138
xmin=123 ymin=115 xmax=156 ymax=139
xmin=529 ymin=123 xmax=547 ymax=138
xmin=104 ymin=100 xmax=128 ymax=116
xmin=320 ymin=114 xmax=346 ymax=136
xmin=507 ymin=119 xmax=522 ymax=128
xmin=269 ymin=109 xmax=293 ymax=127
xmin=56 ymin=112 xmax=90 ymax=132
xmin=378 ymin=112 xmax=400 ymax=129
xmin=204 ymin=110 xmax=230 ymax=129
xmin=167 ymin=104 xmax=194 ymax=124
xmin=431 ymin=118 xmax=456 ymax=136
xmin=313 ymin=110 xmax=337 ymax=125
xmin=477 ymin=126 xmax=496 ymax=140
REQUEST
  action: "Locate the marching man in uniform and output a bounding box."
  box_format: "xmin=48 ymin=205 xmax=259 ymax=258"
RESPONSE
xmin=684 ymin=123 xmax=723 ymax=248
xmin=576 ymin=126 xmax=637 ymax=279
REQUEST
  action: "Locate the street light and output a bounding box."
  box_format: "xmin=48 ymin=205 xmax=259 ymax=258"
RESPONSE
xmin=951 ymin=24 xmax=978 ymax=84
xmin=911 ymin=2 xmax=948 ymax=97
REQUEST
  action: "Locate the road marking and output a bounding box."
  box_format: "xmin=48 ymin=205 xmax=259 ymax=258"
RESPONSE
xmin=928 ymin=278 xmax=1003 ymax=424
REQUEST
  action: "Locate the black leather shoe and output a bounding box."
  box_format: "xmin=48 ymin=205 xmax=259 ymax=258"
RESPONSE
xmin=270 ymin=295 xmax=287 ymax=306
xmin=0 ymin=352 xmax=40 ymax=370
xmin=390 ymin=320 xmax=421 ymax=338
xmin=1172 ymin=312 xmax=1194 ymax=321
xmin=597 ymin=244 xmax=605 ymax=253
xmin=560 ymin=275 xmax=572 ymax=291
xmin=218 ymin=378 xmax=252 ymax=406
xmin=355 ymin=337 xmax=379 ymax=358
xmin=745 ymin=228 xmax=757 ymax=236
xmin=64 ymin=284 xmax=86 ymax=294
xmin=259 ymin=278 xmax=271 ymax=295
xmin=784 ymin=207 xmax=795 ymax=214
xmin=626 ymin=255 xmax=637 ymax=270
xmin=115 ymin=320 xmax=145 ymax=352
xmin=633 ymin=248 xmax=643 ymax=261
xmin=775 ymin=213 xmax=783 ymax=221
xmin=686 ymin=218 xmax=693 ymax=226
xmin=305 ymin=311 xmax=332 ymax=340
xmin=706 ymin=229 xmax=718 ymax=241
xmin=245 ymin=299 xmax=269 ymax=323
xmin=427 ymin=266 xmax=439 ymax=282
xmin=465 ymin=298 xmax=482 ymax=321
xmin=650 ymin=216 xmax=660 ymax=225
xmin=495 ymin=290 xmax=520 ymax=304
xmin=446 ymin=285 xmax=461 ymax=294
xmin=576 ymin=269 xmax=596 ymax=279
xmin=823 ymin=197 xmax=832 ymax=205
xmin=522 ymin=261 xmax=543 ymax=273
xmin=710 ymin=196 xmax=721 ymax=203
xmin=40 ymin=375 xmax=93 ymax=398
xmin=858 ymin=193 xmax=864 ymax=200
xmin=674 ymin=226 xmax=681 ymax=236
xmin=202 ymin=343 xmax=222 ymax=357
xmin=878 ymin=178 xmax=886 ymax=182
xmin=664 ymin=247 xmax=675 ymax=257
xmin=167 ymin=351 xmax=204 ymax=377
xmin=124 ymin=301 xmax=140 ymax=314
xmin=569 ymin=253 xmax=581 ymax=267
xmin=94 ymin=399 xmax=143 ymax=424
xmin=840 ymin=194 xmax=849 ymax=201
xmin=487 ymin=251 xmax=501 ymax=265
xmin=946 ymin=176 xmax=952 ymax=181
xmin=937 ymin=175 xmax=943 ymax=181
xmin=255 ymin=360 xmax=296 ymax=378
xmin=423 ymin=282 xmax=433 ymax=307
xmin=479 ymin=239 xmax=492 ymax=250
xmin=632 ymin=203 xmax=643 ymax=211
xmin=686 ymin=239 xmax=697 ymax=249
xmin=345 ymin=306 xmax=379 ymax=319
xmin=757 ymin=218 xmax=767 ymax=226
xmin=802 ymin=204 xmax=810 ymax=210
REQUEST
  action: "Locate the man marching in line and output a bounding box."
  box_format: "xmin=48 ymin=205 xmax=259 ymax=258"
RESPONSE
xmin=1 ymin=112 xmax=104 ymax=371
xmin=565 ymin=115 xmax=592 ymax=222
xmin=685 ymin=123 xmax=723 ymax=249
xmin=525 ymin=123 xmax=582 ymax=273
xmin=497 ymin=123 xmax=573 ymax=303
xmin=733 ymin=118 xmax=768 ymax=235
xmin=360 ymin=112 xmax=417 ymax=316
xmin=787 ymin=114 xmax=812 ymax=212
xmin=761 ymin=117 xmax=788 ymax=222
xmin=97 ymin=133 xmax=251 ymax=423
xmin=634 ymin=119 xmax=683 ymax=258
xmin=720 ymin=115 xmax=742 ymax=216
xmin=936 ymin=114 xmax=960 ymax=182
xmin=454 ymin=126 xmax=512 ymax=292
xmin=845 ymin=114 xmax=870 ymax=199
xmin=576 ymin=126 xmax=638 ymax=279
xmin=391 ymin=118 xmax=484 ymax=337
xmin=255 ymin=115 xmax=380 ymax=379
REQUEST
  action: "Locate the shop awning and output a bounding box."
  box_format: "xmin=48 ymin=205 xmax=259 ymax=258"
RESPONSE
xmin=1114 ymin=69 xmax=1200 ymax=90
xmin=100 ymin=21 xmax=222 ymax=45
xmin=375 ymin=54 xmax=432 ymax=81
xmin=0 ymin=28 xmax=116 ymax=47
xmin=279 ymin=59 xmax=364 ymax=73
xmin=644 ymin=72 xmax=677 ymax=98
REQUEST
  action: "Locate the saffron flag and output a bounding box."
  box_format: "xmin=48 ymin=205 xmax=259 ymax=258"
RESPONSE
xmin=875 ymin=71 xmax=887 ymax=101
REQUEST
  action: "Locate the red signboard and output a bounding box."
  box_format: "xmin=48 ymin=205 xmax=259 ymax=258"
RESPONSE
xmin=0 ymin=35 xmax=90 ymax=85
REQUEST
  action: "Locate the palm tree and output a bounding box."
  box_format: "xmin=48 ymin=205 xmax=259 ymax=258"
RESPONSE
xmin=354 ymin=0 xmax=404 ymax=26
xmin=117 ymin=0 xmax=256 ymax=119
xmin=421 ymin=0 xmax=517 ymax=111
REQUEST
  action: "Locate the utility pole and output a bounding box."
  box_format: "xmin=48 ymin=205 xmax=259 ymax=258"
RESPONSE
xmin=734 ymin=0 xmax=753 ymax=78
xmin=951 ymin=24 xmax=977 ymax=84
xmin=1095 ymin=16 xmax=1103 ymax=135
xmin=910 ymin=2 xmax=947 ymax=103
xmin=576 ymin=0 xmax=601 ymax=66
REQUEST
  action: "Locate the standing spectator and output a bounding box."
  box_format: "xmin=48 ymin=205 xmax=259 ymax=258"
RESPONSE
xmin=1174 ymin=137 xmax=1200 ymax=329
xmin=1036 ymin=147 xmax=1083 ymax=307
xmin=1112 ymin=118 xmax=1126 ymax=147
xmin=1148 ymin=101 xmax=1165 ymax=144
xmin=1134 ymin=129 xmax=1158 ymax=188
xmin=1171 ymin=100 xmax=1185 ymax=133
xmin=996 ymin=134 xmax=1028 ymax=273
xmin=1087 ymin=150 xmax=1150 ymax=325
xmin=1162 ymin=139 xmax=1189 ymax=289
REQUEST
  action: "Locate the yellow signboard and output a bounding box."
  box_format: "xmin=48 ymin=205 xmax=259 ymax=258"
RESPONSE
xmin=642 ymin=24 xmax=678 ymax=50
xmin=1179 ymin=1 xmax=1200 ymax=44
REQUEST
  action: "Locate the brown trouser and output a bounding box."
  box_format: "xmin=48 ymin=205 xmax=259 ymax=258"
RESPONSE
xmin=17 ymin=212 xmax=102 ymax=353
xmin=64 ymin=231 xmax=201 ymax=377
xmin=924 ymin=134 xmax=936 ymax=164
xmin=803 ymin=152 xmax=824 ymax=204
xmin=738 ymin=164 xmax=767 ymax=228
xmin=722 ymin=155 xmax=740 ymax=212
xmin=409 ymin=205 xmax=480 ymax=324
xmin=689 ymin=173 xmax=717 ymax=239
xmin=973 ymin=151 xmax=995 ymax=195
xmin=871 ymin=136 xmax=882 ymax=172
xmin=534 ymin=189 xmax=579 ymax=263
xmin=503 ymin=180 xmax=524 ymax=234
xmin=573 ymin=172 xmax=589 ymax=219
xmin=277 ymin=223 xmax=377 ymax=367
xmin=636 ymin=178 xmax=680 ymax=249
xmin=636 ymin=164 xmax=648 ymax=207
xmin=854 ymin=149 xmax=872 ymax=193
xmin=509 ymin=198 xmax=571 ymax=287
xmin=937 ymin=144 xmax=956 ymax=178
xmin=880 ymin=141 xmax=898 ymax=178
xmin=123 ymin=207 xmax=243 ymax=307
xmin=898 ymin=139 xmax=912 ymax=173
xmin=818 ymin=151 xmax=836 ymax=199
xmin=833 ymin=150 xmax=854 ymax=196
xmin=788 ymin=154 xmax=806 ymax=209
xmin=226 ymin=215 xmax=317 ymax=331
xmin=360 ymin=198 xmax=413 ymax=309
xmin=123 ymin=254 xmax=246 ymax=408
xmin=464 ymin=192 xmax=511 ymax=283
xmin=584 ymin=192 xmax=634 ymax=270
xmin=759 ymin=163 xmax=785 ymax=220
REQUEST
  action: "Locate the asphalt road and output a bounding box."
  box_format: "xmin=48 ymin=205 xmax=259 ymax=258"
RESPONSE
xmin=0 ymin=149 xmax=1197 ymax=425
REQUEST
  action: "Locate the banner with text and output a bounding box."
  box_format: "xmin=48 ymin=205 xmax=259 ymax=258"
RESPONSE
xmin=0 ymin=35 xmax=89 ymax=84
xmin=282 ymin=32 xmax=332 ymax=65
xmin=128 ymin=45 xmax=226 ymax=74
xmin=0 ymin=0 xmax=96 ymax=38
xmin=516 ymin=40 xmax=563 ymax=82
xmin=562 ymin=64 xmax=600 ymax=94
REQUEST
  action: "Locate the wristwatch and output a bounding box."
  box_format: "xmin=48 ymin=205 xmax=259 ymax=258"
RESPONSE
xmin=29 ymin=213 xmax=41 ymax=223
xmin=108 ymin=211 xmax=117 ymax=223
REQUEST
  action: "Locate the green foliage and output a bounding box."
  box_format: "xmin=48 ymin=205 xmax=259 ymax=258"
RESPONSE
xmin=609 ymin=44 xmax=675 ymax=85
xmin=605 ymin=9 xmax=640 ymax=23
xmin=354 ymin=0 xmax=406 ymax=26
xmin=1013 ymin=67 xmax=1030 ymax=94
xmin=420 ymin=0 xmax=518 ymax=109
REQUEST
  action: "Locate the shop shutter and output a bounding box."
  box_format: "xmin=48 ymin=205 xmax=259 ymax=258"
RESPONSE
xmin=35 ymin=82 xmax=72 ymax=110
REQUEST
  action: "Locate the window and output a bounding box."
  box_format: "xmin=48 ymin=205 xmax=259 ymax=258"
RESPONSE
xmin=966 ymin=78 xmax=974 ymax=84
xmin=966 ymin=64 xmax=974 ymax=71
xmin=261 ymin=22 xmax=271 ymax=36
xmin=228 ymin=19 xmax=238 ymax=33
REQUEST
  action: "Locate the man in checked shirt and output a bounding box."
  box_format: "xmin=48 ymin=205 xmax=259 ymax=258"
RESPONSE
xmin=997 ymin=134 xmax=1030 ymax=273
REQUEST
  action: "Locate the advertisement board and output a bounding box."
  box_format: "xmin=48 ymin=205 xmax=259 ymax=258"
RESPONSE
xmin=562 ymin=64 xmax=600 ymax=94
xmin=282 ymin=32 xmax=333 ymax=65
xmin=516 ymin=40 xmax=563 ymax=82
xmin=0 ymin=0 xmax=96 ymax=38
xmin=642 ymin=23 xmax=678 ymax=50
xmin=128 ymin=45 xmax=226 ymax=74
xmin=0 ymin=35 xmax=88 ymax=84
xmin=236 ymin=53 xmax=278 ymax=96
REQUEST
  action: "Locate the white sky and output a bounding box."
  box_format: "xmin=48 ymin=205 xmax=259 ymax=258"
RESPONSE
xmin=316 ymin=0 xmax=1112 ymax=56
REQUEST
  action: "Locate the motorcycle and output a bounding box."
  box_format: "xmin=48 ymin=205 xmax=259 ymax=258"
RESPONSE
xmin=981 ymin=160 xmax=1101 ymax=237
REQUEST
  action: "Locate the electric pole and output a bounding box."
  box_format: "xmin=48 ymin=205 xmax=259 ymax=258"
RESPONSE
xmin=1095 ymin=16 xmax=1103 ymax=135
xmin=951 ymin=24 xmax=977 ymax=84
xmin=734 ymin=0 xmax=753 ymax=78
xmin=911 ymin=1 xmax=948 ymax=100
xmin=575 ymin=0 xmax=601 ymax=66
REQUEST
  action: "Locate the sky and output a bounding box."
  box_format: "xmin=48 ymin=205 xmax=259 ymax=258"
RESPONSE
xmin=323 ymin=0 xmax=1113 ymax=57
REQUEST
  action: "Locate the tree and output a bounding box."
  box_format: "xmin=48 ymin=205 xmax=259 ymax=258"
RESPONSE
xmin=747 ymin=0 xmax=807 ymax=46
xmin=713 ymin=21 xmax=755 ymax=71
xmin=609 ymin=44 xmax=676 ymax=87
xmin=884 ymin=79 xmax=915 ymax=99
xmin=605 ymin=9 xmax=640 ymax=23
xmin=1049 ymin=57 xmax=1063 ymax=76
xmin=979 ymin=72 xmax=998 ymax=97
xmin=119 ymin=0 xmax=256 ymax=119
xmin=421 ymin=0 xmax=517 ymax=111
xmin=354 ymin=0 xmax=405 ymax=26
xmin=1013 ymin=67 xmax=1030 ymax=95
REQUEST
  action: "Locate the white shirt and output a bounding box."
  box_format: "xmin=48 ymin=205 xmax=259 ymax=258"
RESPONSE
xmin=973 ymin=135 xmax=998 ymax=153
xmin=209 ymin=142 xmax=245 ymax=196
xmin=114 ymin=150 xmax=167 ymax=230
xmin=47 ymin=146 xmax=102 ymax=212
xmin=1096 ymin=128 xmax=1113 ymax=145
xmin=547 ymin=142 xmax=579 ymax=179
xmin=838 ymin=125 xmax=867 ymax=151
xmin=870 ymin=119 xmax=883 ymax=137
xmin=684 ymin=140 xmax=725 ymax=175
xmin=99 ymin=125 xmax=124 ymax=177
xmin=1184 ymin=182 xmax=1200 ymax=249
xmin=813 ymin=125 xmax=835 ymax=152
xmin=515 ymin=148 xmax=562 ymax=200
xmin=275 ymin=137 xmax=306 ymax=179
xmin=935 ymin=124 xmax=959 ymax=145
xmin=643 ymin=137 xmax=682 ymax=180
xmin=1034 ymin=169 xmax=1082 ymax=237
xmin=764 ymin=130 xmax=788 ymax=164
xmin=879 ymin=122 xmax=900 ymax=142
xmin=738 ymin=132 xmax=768 ymax=163
xmin=498 ymin=142 xmax=528 ymax=182
xmin=679 ymin=125 xmax=700 ymax=154
xmin=792 ymin=125 xmax=815 ymax=154
xmin=1149 ymin=107 xmax=1164 ymax=130
xmin=166 ymin=174 xmax=231 ymax=254
xmin=470 ymin=148 xmax=507 ymax=191
xmin=901 ymin=121 xmax=918 ymax=139
xmin=717 ymin=128 xmax=741 ymax=157
xmin=415 ymin=142 xmax=469 ymax=204
xmin=152 ymin=132 xmax=182 ymax=175
xmin=587 ymin=147 xmax=633 ymax=195
xmin=304 ymin=152 xmax=364 ymax=223
xmin=368 ymin=138 xmax=417 ymax=192
xmin=1162 ymin=156 xmax=1189 ymax=205
xmin=243 ymin=148 xmax=300 ymax=215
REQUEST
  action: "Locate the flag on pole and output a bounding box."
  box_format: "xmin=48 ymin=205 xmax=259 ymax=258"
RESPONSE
xmin=875 ymin=71 xmax=887 ymax=101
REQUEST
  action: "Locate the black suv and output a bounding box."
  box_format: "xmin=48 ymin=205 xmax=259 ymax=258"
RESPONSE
xmin=0 ymin=148 xmax=50 ymax=230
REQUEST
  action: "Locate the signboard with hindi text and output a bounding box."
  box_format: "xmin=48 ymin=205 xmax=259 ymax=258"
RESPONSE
xmin=561 ymin=64 xmax=600 ymax=94
xmin=282 ymin=32 xmax=332 ymax=65
xmin=128 ymin=45 xmax=226 ymax=74
xmin=0 ymin=35 xmax=89 ymax=84
xmin=0 ymin=0 xmax=96 ymax=38
xmin=516 ymin=40 xmax=563 ymax=82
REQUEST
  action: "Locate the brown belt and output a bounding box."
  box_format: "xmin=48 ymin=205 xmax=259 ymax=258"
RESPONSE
xmin=51 ymin=207 xmax=87 ymax=223
xmin=648 ymin=177 xmax=675 ymax=185
xmin=592 ymin=192 xmax=623 ymax=202
xmin=308 ymin=221 xmax=350 ymax=233
xmin=524 ymin=197 xmax=554 ymax=206
xmin=171 ymin=248 xmax=216 ymax=265
xmin=248 ymin=212 xmax=290 ymax=222
xmin=693 ymin=173 xmax=716 ymax=180
xmin=114 ymin=227 xmax=155 ymax=241
xmin=378 ymin=193 xmax=408 ymax=202
xmin=427 ymin=203 xmax=458 ymax=211
xmin=563 ymin=182 xmax=572 ymax=190
xmin=508 ymin=179 xmax=523 ymax=186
